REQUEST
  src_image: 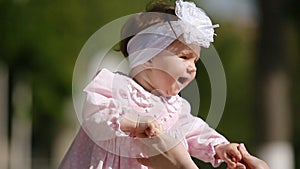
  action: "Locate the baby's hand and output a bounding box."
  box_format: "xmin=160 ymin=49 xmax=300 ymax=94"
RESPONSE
xmin=215 ymin=143 xmax=245 ymax=169
xmin=131 ymin=116 xmax=162 ymax=138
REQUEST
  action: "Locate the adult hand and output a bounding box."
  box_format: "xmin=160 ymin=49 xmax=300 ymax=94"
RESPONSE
xmin=136 ymin=134 xmax=198 ymax=169
xmin=233 ymin=143 xmax=270 ymax=169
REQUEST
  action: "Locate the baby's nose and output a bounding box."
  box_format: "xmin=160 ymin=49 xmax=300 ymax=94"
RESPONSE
xmin=187 ymin=64 xmax=197 ymax=73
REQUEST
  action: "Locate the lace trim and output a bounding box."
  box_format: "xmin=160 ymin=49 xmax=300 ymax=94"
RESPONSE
xmin=175 ymin=0 xmax=219 ymax=48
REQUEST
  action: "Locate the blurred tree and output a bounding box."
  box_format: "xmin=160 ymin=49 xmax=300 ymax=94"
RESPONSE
xmin=255 ymin=0 xmax=289 ymax=143
xmin=254 ymin=0 xmax=295 ymax=168
xmin=0 ymin=0 xmax=148 ymax=168
xmin=288 ymin=0 xmax=300 ymax=168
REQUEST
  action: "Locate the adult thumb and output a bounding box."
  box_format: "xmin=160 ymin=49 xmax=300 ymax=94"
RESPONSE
xmin=239 ymin=143 xmax=252 ymax=161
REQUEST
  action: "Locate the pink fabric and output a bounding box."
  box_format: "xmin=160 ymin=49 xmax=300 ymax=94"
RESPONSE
xmin=59 ymin=69 xmax=229 ymax=169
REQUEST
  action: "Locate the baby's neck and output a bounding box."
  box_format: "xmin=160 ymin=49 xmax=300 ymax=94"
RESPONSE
xmin=129 ymin=68 xmax=165 ymax=97
xmin=134 ymin=77 xmax=171 ymax=98
xmin=132 ymin=72 xmax=155 ymax=94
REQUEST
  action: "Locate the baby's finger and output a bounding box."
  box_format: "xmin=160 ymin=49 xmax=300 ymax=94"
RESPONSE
xmin=132 ymin=129 xmax=149 ymax=138
xmin=235 ymin=162 xmax=246 ymax=169
xmin=149 ymin=120 xmax=159 ymax=129
xmin=147 ymin=123 xmax=161 ymax=136
xmin=145 ymin=129 xmax=153 ymax=138
xmin=223 ymin=153 xmax=236 ymax=168
xmin=230 ymin=147 xmax=242 ymax=162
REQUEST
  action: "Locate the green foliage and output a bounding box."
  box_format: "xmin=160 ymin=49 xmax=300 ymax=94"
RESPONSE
xmin=1 ymin=0 xmax=299 ymax=168
xmin=1 ymin=0 xmax=149 ymax=166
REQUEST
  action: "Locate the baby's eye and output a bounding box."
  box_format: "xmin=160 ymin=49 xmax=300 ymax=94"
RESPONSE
xmin=179 ymin=56 xmax=188 ymax=59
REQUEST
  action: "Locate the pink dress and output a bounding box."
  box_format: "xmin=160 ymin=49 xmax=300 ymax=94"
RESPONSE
xmin=59 ymin=69 xmax=229 ymax=169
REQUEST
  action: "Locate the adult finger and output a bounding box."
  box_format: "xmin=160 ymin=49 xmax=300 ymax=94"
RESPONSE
xmin=238 ymin=143 xmax=252 ymax=161
xmin=222 ymin=152 xmax=236 ymax=168
xmin=137 ymin=133 xmax=179 ymax=157
xmin=238 ymin=143 xmax=270 ymax=169
xmin=238 ymin=143 xmax=256 ymax=169
xmin=136 ymin=157 xmax=150 ymax=167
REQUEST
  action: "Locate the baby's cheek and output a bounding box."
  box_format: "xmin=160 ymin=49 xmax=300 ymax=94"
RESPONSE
xmin=165 ymin=59 xmax=187 ymax=78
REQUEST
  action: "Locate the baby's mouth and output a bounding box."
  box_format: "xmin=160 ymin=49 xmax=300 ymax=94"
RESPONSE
xmin=177 ymin=77 xmax=188 ymax=84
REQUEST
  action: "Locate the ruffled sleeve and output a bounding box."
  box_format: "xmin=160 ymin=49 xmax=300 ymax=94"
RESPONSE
xmin=180 ymin=99 xmax=229 ymax=167
xmin=81 ymin=69 xmax=128 ymax=141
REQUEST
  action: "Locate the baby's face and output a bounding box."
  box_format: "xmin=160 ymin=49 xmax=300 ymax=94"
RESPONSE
xmin=146 ymin=39 xmax=200 ymax=96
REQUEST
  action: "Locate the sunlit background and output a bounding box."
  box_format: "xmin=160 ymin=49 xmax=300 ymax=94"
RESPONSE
xmin=0 ymin=0 xmax=299 ymax=168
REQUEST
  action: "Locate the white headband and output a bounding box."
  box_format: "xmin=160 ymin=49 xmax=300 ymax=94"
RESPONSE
xmin=127 ymin=0 xmax=219 ymax=69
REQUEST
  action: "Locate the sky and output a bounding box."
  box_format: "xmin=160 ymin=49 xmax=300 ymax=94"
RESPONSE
xmin=194 ymin=0 xmax=258 ymax=24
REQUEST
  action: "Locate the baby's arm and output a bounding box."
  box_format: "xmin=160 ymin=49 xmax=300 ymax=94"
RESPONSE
xmin=184 ymin=115 xmax=230 ymax=167
xmin=180 ymin=99 xmax=229 ymax=167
